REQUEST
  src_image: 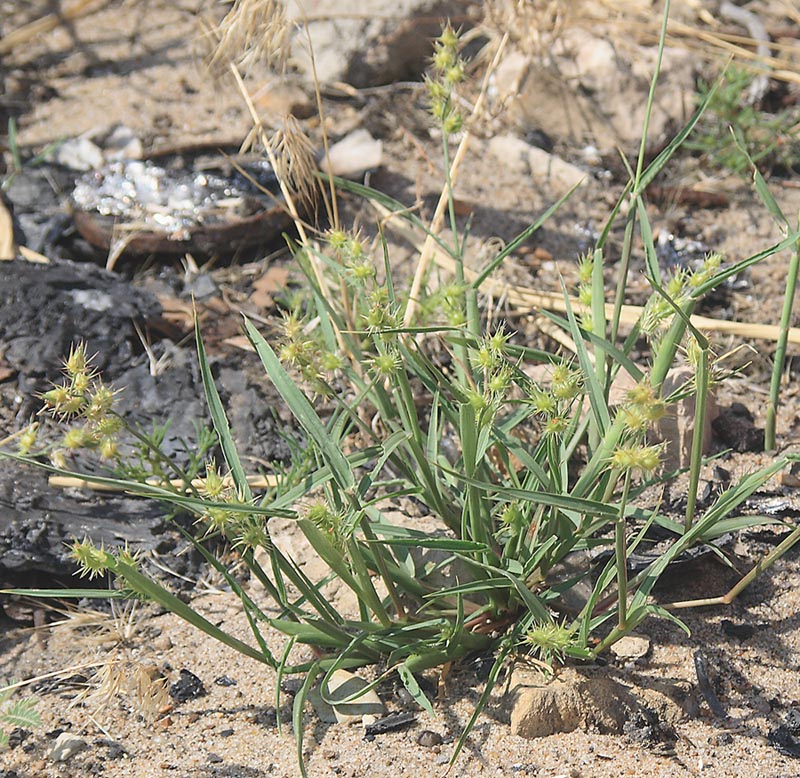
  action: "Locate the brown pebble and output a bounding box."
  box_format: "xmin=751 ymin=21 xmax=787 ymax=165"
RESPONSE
xmin=186 ymin=712 xmax=200 ymax=724
xmin=322 ymin=748 xmax=338 ymax=759
xmin=153 ymin=635 xmax=173 ymax=651
xmin=417 ymin=730 xmax=443 ymax=747
xmin=158 ymin=716 xmax=173 ymax=729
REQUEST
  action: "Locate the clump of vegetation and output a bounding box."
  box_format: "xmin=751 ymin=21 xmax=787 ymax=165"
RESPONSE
xmin=0 ymin=684 xmax=41 ymax=749
xmin=686 ymin=65 xmax=800 ymax=176
xmin=2 ymin=5 xmax=800 ymax=774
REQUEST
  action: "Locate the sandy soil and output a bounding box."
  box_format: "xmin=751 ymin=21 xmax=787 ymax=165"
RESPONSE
xmin=3 ymin=1 xmax=800 ymax=776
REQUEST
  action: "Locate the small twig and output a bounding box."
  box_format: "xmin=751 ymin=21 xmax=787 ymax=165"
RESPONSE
xmin=0 ymin=0 xmax=108 ymax=56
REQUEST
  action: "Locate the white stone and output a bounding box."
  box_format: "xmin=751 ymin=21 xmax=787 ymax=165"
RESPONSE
xmin=326 ymin=129 xmax=383 ymax=178
xmin=49 ymin=732 xmax=88 ymax=762
xmin=488 ymin=134 xmax=586 ymax=194
xmin=323 ymin=669 xmax=385 ymax=726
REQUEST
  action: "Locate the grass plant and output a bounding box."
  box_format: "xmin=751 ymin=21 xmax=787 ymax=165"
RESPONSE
xmin=686 ymin=64 xmax=800 ymax=176
xmin=3 ymin=2 xmax=800 ymax=773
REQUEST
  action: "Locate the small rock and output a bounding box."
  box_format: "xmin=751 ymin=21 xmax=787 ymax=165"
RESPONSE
xmin=417 ymin=730 xmax=443 ymax=747
xmin=95 ymin=738 xmax=127 ymax=760
xmin=153 ymin=634 xmax=173 ymax=651
xmin=49 ymin=732 xmax=88 ymax=762
xmin=509 ymin=667 xmax=635 ymax=739
xmin=207 ymin=753 xmax=223 ymax=764
xmin=310 ymin=669 xmax=385 ymax=726
xmin=488 ymin=134 xmax=586 ymax=193
xmin=214 ymin=675 xmax=237 ymax=687
xmin=52 ymin=137 xmax=104 ymax=171
xmin=654 ymin=367 xmax=718 ymax=471
xmin=322 ymin=748 xmax=338 ymax=759
xmin=610 ymin=634 xmax=651 ymax=662
xmin=169 ymin=669 xmax=207 ymax=703
xmin=6 ymin=728 xmax=29 ymax=749
xmin=326 ymin=129 xmax=383 ymax=179
xmin=720 ymin=619 xmax=756 ymax=641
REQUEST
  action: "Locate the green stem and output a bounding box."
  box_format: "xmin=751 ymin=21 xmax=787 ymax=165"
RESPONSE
xmin=766 ymin=211 xmax=800 ymax=450
xmin=615 ymin=470 xmax=632 ymax=631
xmin=685 ymin=344 xmax=709 ymax=530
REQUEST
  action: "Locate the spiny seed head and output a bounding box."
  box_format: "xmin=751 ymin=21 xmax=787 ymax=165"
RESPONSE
xmin=619 ymin=405 xmax=649 ymax=433
xmin=685 ymin=338 xmax=704 ymax=368
xmin=432 ymin=44 xmax=456 ymax=73
xmin=444 ymin=61 xmax=466 ymax=87
xmin=524 ymin=621 xmax=574 ymax=661
xmin=87 ymin=383 xmax=115 ymax=419
xmin=349 ymin=260 xmax=375 ymax=284
xmin=578 ymin=255 xmax=593 ymax=285
xmin=578 ymin=286 xmax=593 ymax=307
xmin=499 ymin=503 xmax=523 ymax=528
xmin=347 ymin=238 xmax=365 ymax=261
xmin=62 ymin=426 xmax=95 ymax=451
xmin=465 ymin=388 xmax=489 ymax=413
xmin=487 ymin=367 xmax=512 ymax=395
xmin=488 ymin=330 xmax=510 ymax=354
xmin=530 ymin=389 xmax=557 ymax=416
xmin=99 ymin=437 xmax=118 ymax=460
xmin=64 ymin=342 xmax=90 ymax=378
xmin=610 ymin=443 xmax=663 ymax=475
xmin=327 ymin=228 xmax=348 ymax=251
xmin=627 ymin=383 xmax=656 ymax=406
xmin=204 ymin=507 xmax=235 ymax=533
xmin=320 ymin=351 xmax=343 ymax=372
xmin=552 ymin=372 xmax=581 ymax=401
xmin=436 ymin=23 xmax=460 ymax=50
xmin=72 ymin=537 xmax=113 ymax=579
xmin=551 ymin=364 xmax=570 ymax=385
xmin=442 ymin=111 xmax=464 ymax=135
xmin=475 ymin=345 xmax=495 ymax=370
xmin=42 ymin=384 xmax=71 ymax=409
xmin=543 ymin=416 xmax=568 ymax=436
xmin=306 ymin=500 xmax=334 ymax=526
xmin=371 ymin=351 xmax=400 ymax=377
xmin=95 ymin=414 xmax=123 ymax=438
xmin=115 ymin=543 xmax=141 ymax=569
xmin=425 ymin=76 xmax=448 ymax=103
xmin=70 ymin=371 xmax=90 ymax=394
xmin=201 ymin=464 xmax=226 ymax=499
xmin=281 ymin=313 xmax=304 ymax=341
xmin=17 ymin=423 xmax=38 ymax=455
xmin=234 ymin=518 xmax=269 ymax=551
xmin=666 ymin=271 xmax=686 ymax=299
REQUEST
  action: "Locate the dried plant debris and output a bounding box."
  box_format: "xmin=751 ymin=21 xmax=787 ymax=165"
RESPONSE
xmin=209 ymin=0 xmax=291 ymax=76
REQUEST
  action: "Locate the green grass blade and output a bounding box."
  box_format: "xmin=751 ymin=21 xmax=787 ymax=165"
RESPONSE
xmin=195 ymin=316 xmax=252 ymax=501
xmin=293 ymin=662 xmax=320 ymax=778
xmin=245 ymin=317 xmax=355 ymax=491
